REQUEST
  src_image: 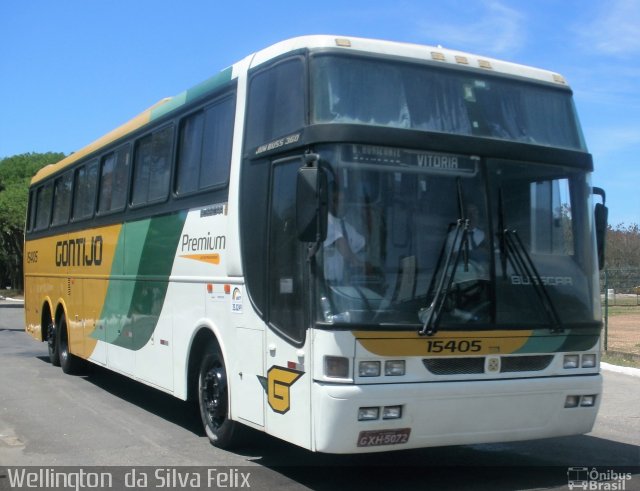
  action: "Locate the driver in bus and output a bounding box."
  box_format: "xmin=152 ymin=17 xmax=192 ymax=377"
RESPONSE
xmin=323 ymin=182 xmax=367 ymax=283
xmin=466 ymin=203 xmax=486 ymax=254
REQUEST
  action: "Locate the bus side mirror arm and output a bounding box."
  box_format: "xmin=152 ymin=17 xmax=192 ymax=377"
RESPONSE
xmin=296 ymin=155 xmax=328 ymax=246
xmin=593 ymin=187 xmax=608 ymax=270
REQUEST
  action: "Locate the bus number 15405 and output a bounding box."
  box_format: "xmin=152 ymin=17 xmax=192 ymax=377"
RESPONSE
xmin=426 ymin=339 xmax=482 ymax=353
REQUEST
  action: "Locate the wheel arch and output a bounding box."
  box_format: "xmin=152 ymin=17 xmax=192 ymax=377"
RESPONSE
xmin=185 ymin=321 xmax=229 ymax=403
xmin=53 ymin=299 xmax=72 ymax=351
xmin=40 ymin=297 xmax=54 ymax=341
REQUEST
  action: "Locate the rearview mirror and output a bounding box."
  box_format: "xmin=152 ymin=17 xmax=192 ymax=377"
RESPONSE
xmin=593 ymin=187 xmax=608 ymax=270
xmin=296 ymin=162 xmax=328 ymax=242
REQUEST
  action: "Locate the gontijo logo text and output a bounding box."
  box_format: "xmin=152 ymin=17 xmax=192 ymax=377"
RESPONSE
xmin=56 ymin=235 xmax=103 ymax=267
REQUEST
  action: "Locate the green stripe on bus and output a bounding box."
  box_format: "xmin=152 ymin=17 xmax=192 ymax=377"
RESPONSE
xmin=95 ymin=211 xmax=187 ymax=350
xmin=150 ymin=67 xmax=233 ymax=122
xmin=514 ymin=328 xmax=600 ymax=354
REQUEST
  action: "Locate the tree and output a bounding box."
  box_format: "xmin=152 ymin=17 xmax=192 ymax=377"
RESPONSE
xmin=0 ymin=152 xmax=65 ymax=291
xmin=605 ymin=222 xmax=640 ymax=270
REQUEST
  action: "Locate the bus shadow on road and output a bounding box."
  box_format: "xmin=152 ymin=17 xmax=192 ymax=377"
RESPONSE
xmin=34 ymin=355 xmax=639 ymax=489
xmin=242 ymin=434 xmax=639 ymax=490
xmin=69 ymin=363 xmax=205 ymax=437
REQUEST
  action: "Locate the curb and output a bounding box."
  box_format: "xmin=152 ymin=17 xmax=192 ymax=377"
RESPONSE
xmin=601 ymin=362 xmax=640 ymax=378
xmin=0 ymin=296 xmax=24 ymax=303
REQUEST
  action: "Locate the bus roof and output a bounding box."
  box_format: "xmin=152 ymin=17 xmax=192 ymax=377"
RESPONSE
xmin=249 ymin=35 xmax=568 ymax=86
xmin=31 ymin=35 xmax=569 ymax=185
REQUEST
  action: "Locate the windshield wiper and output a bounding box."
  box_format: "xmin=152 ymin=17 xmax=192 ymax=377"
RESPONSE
xmin=420 ymin=179 xmax=469 ymax=336
xmin=497 ymin=191 xmax=563 ymax=333
xmin=419 ymin=220 xmax=468 ymax=336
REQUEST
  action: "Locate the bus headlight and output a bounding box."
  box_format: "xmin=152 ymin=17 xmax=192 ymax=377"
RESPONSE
xmin=563 ymin=354 xmax=579 ymax=369
xmin=580 ymin=395 xmax=596 ymax=407
xmin=564 ymin=395 xmax=580 ymax=408
xmin=359 ymin=361 xmax=381 ymax=377
xmin=382 ymin=405 xmax=403 ymax=419
xmin=384 ymin=360 xmax=406 ymax=376
xmin=358 ymin=407 xmax=380 ymax=421
xmin=581 ymin=354 xmax=597 ymax=368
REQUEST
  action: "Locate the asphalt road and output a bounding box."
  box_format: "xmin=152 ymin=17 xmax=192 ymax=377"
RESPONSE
xmin=1 ymin=301 xmax=638 ymax=490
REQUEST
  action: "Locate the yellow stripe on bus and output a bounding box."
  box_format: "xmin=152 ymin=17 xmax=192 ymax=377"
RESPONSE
xmin=354 ymin=330 xmax=533 ymax=357
xmin=24 ymin=224 xmax=123 ymax=359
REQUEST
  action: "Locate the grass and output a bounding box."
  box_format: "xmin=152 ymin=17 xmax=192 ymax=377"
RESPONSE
xmin=601 ymin=352 xmax=640 ymax=369
xmin=602 ymin=305 xmax=640 ymax=317
xmin=0 ymin=290 xmax=23 ymax=300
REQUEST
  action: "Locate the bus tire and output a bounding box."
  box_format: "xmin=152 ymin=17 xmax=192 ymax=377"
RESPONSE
xmin=47 ymin=321 xmax=61 ymax=367
xmin=198 ymin=341 xmax=244 ymax=449
xmin=58 ymin=314 xmax=83 ymax=375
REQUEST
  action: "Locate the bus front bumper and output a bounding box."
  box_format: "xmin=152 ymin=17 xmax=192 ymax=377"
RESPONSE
xmin=312 ymin=374 xmax=602 ymax=453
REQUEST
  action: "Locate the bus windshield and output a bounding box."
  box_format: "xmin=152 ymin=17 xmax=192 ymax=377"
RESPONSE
xmin=312 ymin=55 xmax=586 ymax=151
xmin=315 ymin=144 xmax=599 ymax=331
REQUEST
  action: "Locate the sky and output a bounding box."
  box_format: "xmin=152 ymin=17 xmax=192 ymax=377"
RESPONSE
xmin=1 ymin=0 xmax=638 ymax=226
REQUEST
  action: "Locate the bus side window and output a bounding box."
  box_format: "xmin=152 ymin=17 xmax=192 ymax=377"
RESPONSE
xmin=176 ymin=93 xmax=235 ymax=196
xmin=72 ymin=160 xmax=99 ymax=221
xmin=51 ymin=171 xmax=73 ymax=227
xmin=27 ymin=190 xmax=36 ymax=231
xmin=34 ymin=182 xmax=53 ymax=231
xmin=200 ymin=96 xmax=235 ymax=189
xmin=132 ymin=125 xmax=174 ymax=206
xmin=245 ymin=58 xmax=305 ymax=150
xmin=176 ymin=111 xmax=204 ymax=195
xmin=99 ymin=145 xmax=130 ymax=213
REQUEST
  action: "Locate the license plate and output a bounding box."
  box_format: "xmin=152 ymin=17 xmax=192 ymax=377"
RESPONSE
xmin=357 ymin=428 xmax=411 ymax=447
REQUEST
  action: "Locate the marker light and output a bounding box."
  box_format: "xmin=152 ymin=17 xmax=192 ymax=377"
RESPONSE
xmin=385 ymin=360 xmax=406 ymax=376
xmin=581 ymin=354 xmax=597 ymax=368
xmin=383 ymin=406 xmax=403 ymax=420
xmin=563 ymin=355 xmax=580 ymax=369
xmin=358 ymin=407 xmax=380 ymax=421
xmin=580 ymin=395 xmax=596 ymax=407
xmin=564 ymin=395 xmax=580 ymax=408
xmin=324 ymin=356 xmax=349 ymax=378
xmin=359 ymin=361 xmax=381 ymax=377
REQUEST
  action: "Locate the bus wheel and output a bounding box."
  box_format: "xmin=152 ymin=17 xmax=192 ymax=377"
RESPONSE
xmin=58 ymin=314 xmax=83 ymax=375
xmin=47 ymin=321 xmax=61 ymax=367
xmin=198 ymin=341 xmax=244 ymax=449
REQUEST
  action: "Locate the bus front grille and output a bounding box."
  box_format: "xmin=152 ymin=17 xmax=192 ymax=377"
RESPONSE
xmin=423 ymin=355 xmax=554 ymax=375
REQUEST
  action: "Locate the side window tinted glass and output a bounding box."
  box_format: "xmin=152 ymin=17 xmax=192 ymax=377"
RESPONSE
xmin=246 ymin=58 xmax=304 ymax=149
xmin=99 ymin=145 xmax=130 ymax=213
xmin=201 ymin=96 xmax=235 ymax=188
xmin=132 ymin=126 xmax=174 ymax=206
xmin=177 ymin=95 xmax=235 ymax=195
xmin=35 ymin=182 xmax=53 ymax=230
xmin=73 ymin=160 xmax=98 ymax=220
xmin=51 ymin=172 xmax=73 ymax=226
xmin=177 ymin=112 xmax=204 ymax=195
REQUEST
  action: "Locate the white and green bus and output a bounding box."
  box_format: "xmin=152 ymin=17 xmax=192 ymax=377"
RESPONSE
xmin=25 ymin=36 xmax=608 ymax=453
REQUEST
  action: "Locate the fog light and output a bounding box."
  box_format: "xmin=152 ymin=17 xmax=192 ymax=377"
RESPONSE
xmin=565 ymin=395 xmax=580 ymax=408
xmin=359 ymin=361 xmax=381 ymax=377
xmin=358 ymin=407 xmax=380 ymax=421
xmin=385 ymin=360 xmax=406 ymax=376
xmin=580 ymin=395 xmax=596 ymax=407
xmin=383 ymin=405 xmax=402 ymax=419
xmin=581 ymin=354 xmax=597 ymax=368
xmin=563 ymin=354 xmax=579 ymax=369
xmin=324 ymin=356 xmax=349 ymax=378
